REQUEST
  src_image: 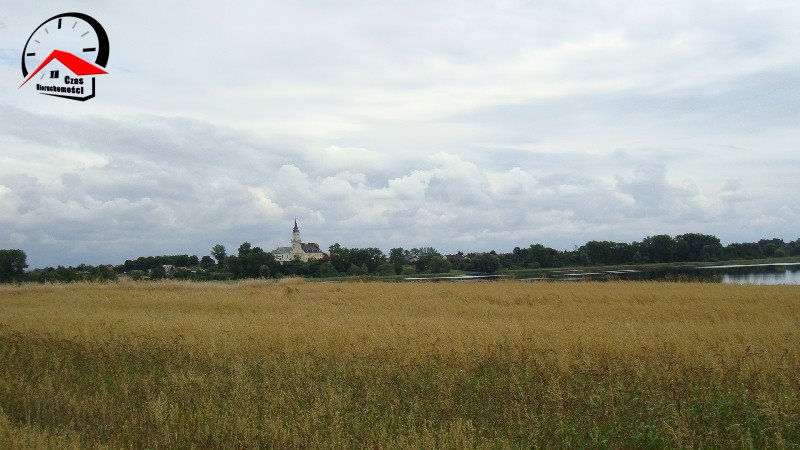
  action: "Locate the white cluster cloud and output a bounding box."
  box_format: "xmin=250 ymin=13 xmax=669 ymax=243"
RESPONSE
xmin=1 ymin=108 xmax=796 ymax=267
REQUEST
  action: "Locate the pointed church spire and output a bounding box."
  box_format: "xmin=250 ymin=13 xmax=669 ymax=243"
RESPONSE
xmin=292 ymin=219 xmax=301 ymax=247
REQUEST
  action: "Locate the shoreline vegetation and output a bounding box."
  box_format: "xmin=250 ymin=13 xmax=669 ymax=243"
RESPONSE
xmin=1 ymin=255 xmax=799 ymax=285
xmin=1 ymin=281 xmax=798 ymax=447
xmin=2 ymin=234 xmax=800 ymax=283
xmin=6 ymin=255 xmax=799 ymax=288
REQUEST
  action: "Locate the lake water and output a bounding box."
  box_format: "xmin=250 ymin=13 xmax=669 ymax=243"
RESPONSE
xmin=700 ymin=263 xmax=800 ymax=285
xmin=513 ymin=262 xmax=800 ymax=285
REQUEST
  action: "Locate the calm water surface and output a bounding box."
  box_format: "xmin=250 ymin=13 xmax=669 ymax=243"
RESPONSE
xmin=512 ymin=262 xmax=800 ymax=285
xmin=704 ymin=263 xmax=800 ymax=285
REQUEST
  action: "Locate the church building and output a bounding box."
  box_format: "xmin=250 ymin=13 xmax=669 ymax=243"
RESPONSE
xmin=271 ymin=220 xmax=326 ymax=263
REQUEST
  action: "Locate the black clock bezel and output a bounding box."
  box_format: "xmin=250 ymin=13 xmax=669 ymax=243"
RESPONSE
xmin=21 ymin=12 xmax=109 ymax=77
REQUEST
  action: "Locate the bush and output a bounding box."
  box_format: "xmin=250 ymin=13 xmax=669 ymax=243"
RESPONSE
xmin=401 ymin=265 xmax=418 ymax=275
xmin=376 ymin=263 xmax=396 ymax=276
xmin=470 ymin=253 xmax=502 ymax=274
xmin=318 ymin=262 xmax=339 ymax=278
xmin=428 ymin=255 xmax=452 ymax=274
xmin=347 ymin=264 xmax=365 ymax=276
xmin=130 ymin=270 xmax=146 ymax=281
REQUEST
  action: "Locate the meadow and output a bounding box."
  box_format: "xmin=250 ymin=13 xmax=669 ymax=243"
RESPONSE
xmin=0 ymin=280 xmax=798 ymax=448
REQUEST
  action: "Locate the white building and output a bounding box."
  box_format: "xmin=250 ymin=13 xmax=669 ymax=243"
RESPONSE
xmin=271 ymin=220 xmax=326 ymax=263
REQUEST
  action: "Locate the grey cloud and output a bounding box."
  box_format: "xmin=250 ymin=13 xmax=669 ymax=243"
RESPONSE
xmin=447 ymin=63 xmax=800 ymax=151
xmin=616 ymin=164 xmax=683 ymax=217
xmin=0 ymin=108 xmax=796 ymax=267
xmin=3 ymin=174 xmax=44 ymax=214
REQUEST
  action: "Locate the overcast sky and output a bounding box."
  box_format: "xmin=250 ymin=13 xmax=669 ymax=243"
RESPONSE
xmin=1 ymin=1 xmax=799 ymax=268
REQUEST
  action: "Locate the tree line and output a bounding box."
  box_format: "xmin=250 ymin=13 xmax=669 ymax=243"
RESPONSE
xmin=1 ymin=234 xmax=798 ymax=283
xmin=500 ymin=234 xmax=800 ymax=269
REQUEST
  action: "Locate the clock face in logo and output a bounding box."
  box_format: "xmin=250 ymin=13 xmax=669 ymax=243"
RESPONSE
xmin=21 ymin=12 xmax=109 ymax=77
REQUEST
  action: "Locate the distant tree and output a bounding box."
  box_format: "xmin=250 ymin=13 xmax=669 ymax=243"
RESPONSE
xmin=405 ymin=247 xmax=442 ymax=272
xmin=174 ymin=268 xmax=198 ymax=281
xmin=787 ymin=239 xmax=799 ymax=257
xmin=641 ymin=235 xmax=675 ymax=263
xmin=329 ymin=246 xmax=386 ymax=273
xmin=723 ymin=242 xmax=763 ymax=260
xmin=698 ymin=245 xmax=715 ymax=261
xmin=376 ymin=263 xmax=396 ymax=276
xmin=577 ymin=250 xmax=590 ymax=266
xmin=347 ymin=264 xmax=364 ymax=276
xmin=389 ymin=248 xmax=405 ymax=274
xmin=400 ymin=265 xmax=418 ymax=275
xmin=428 ymin=255 xmax=452 ymax=274
xmin=209 ymin=271 xmax=234 ymax=281
xmin=445 ymin=251 xmax=469 ymax=270
xmin=470 ymin=253 xmax=502 ymax=274
xmin=259 ymin=264 xmax=271 ymax=279
xmin=238 ymin=242 xmax=252 ymax=257
xmin=200 ymin=256 xmax=215 ymax=269
xmin=318 ymin=261 xmax=339 ymax=278
xmin=0 ymin=249 xmax=27 ymax=282
xmin=581 ymin=241 xmax=635 ymax=266
xmin=229 ymin=242 xmax=279 ymax=278
xmin=758 ymin=239 xmax=784 ymax=258
xmin=528 ymin=244 xmax=560 ymax=268
xmin=150 ymin=265 xmax=167 ymax=280
xmin=226 ymin=255 xmax=242 ymax=278
xmin=211 ymin=244 xmax=227 ymax=266
xmin=120 ymin=254 xmax=200 ymax=272
xmin=675 ymin=233 xmax=722 ymax=262
xmin=283 ymin=259 xmax=306 ymax=277
xmin=88 ymin=265 xmax=117 ymax=282
xmin=129 ymin=270 xmax=146 ymax=281
xmin=45 ymin=266 xmax=82 ymax=282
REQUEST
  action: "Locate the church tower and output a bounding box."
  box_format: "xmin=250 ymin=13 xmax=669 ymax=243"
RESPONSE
xmin=271 ymin=219 xmax=324 ymax=263
xmin=291 ymin=219 xmax=302 ymax=253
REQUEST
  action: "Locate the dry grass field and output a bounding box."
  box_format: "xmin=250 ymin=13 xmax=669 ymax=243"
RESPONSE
xmin=1 ymin=280 xmax=798 ymax=448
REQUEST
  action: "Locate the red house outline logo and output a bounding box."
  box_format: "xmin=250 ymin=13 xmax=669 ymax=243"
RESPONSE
xmin=19 ymin=50 xmax=107 ymax=101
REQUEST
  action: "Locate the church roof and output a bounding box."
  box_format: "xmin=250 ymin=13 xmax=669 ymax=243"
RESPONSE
xmin=272 ymin=221 xmax=325 ymax=255
xmin=302 ymin=243 xmax=321 ymax=253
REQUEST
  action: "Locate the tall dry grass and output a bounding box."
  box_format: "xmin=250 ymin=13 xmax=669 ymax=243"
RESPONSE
xmin=0 ymin=280 xmax=798 ymax=447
